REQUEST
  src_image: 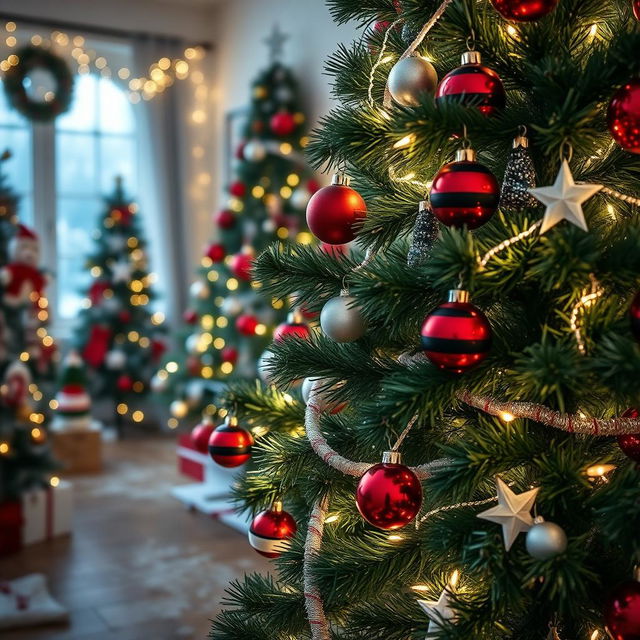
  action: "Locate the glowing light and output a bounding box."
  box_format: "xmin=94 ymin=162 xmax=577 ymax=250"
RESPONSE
xmin=500 ymin=412 xmax=515 ymax=422
xmin=0 ymin=442 xmax=9 ymax=454
xmin=5 ymin=21 xmax=16 ymax=32
xmin=117 ymin=403 xmax=128 ymax=415
xmin=279 ymin=143 xmax=293 ymax=155
xmin=50 ymin=476 xmax=60 ymax=487
xmin=277 ymin=227 xmax=289 ymax=239
xmin=19 ymin=351 xmax=29 ymax=362
xmin=151 ymin=312 xmax=165 ymax=325
xmin=118 ymin=67 xmax=131 ymax=79
xmin=280 ymin=186 xmax=292 ymax=199
xmin=31 ymin=427 xmax=43 ymax=440
xmin=166 ymin=361 xmax=179 ymax=373
xmin=6 ymin=36 xmax=16 ymax=47
xmin=95 ymin=56 xmax=107 ymax=69
xmin=252 ymin=186 xmax=265 ymax=198
xmin=175 ymin=60 xmax=189 ymax=76
xmin=192 ymin=109 xmax=207 ymax=124
xmin=449 ymin=570 xmax=460 ymax=588
xmin=506 ymin=25 xmax=518 ymax=38
xmin=586 ymin=463 xmax=616 ymax=478
xmin=73 ymin=35 xmax=85 ymax=46
xmin=208 ymin=270 xmax=219 ymax=282
xmin=49 ymin=399 xmax=59 ymax=410
xmin=325 ymin=514 xmax=339 ymax=524
xmin=255 ymin=324 xmax=267 ymax=336
xmin=132 ymin=411 xmax=144 ymax=423
xmin=410 ymin=585 xmax=429 ymax=592
xmin=192 ymin=145 xmax=205 ymax=159
xmin=167 ymin=418 xmax=178 ymax=429
xmin=226 ymin=278 xmax=239 ymax=291
xmin=287 ymin=173 xmax=300 ymax=187
xmin=216 ymin=316 xmax=228 ymax=328
xmin=213 ymin=337 xmax=225 ymax=349
xmin=296 ymin=231 xmax=314 ymax=245
xmin=201 ymin=366 xmax=213 ymax=378
xmin=220 ymin=362 xmax=233 ymax=374
xmin=393 ymin=134 xmax=415 ymax=149
xmin=388 ymin=534 xmax=403 ymax=542
xmin=589 ymin=23 xmax=598 ymax=38
xmin=31 ymin=35 xmax=43 ymax=46
xmin=158 ymin=57 xmax=171 ymax=70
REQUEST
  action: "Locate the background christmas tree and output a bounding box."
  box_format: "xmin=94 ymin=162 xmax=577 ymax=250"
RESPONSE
xmin=0 ymin=149 xmax=58 ymax=502
xmin=210 ymin=2 xmax=640 ymax=639
xmin=156 ymin=27 xmax=317 ymax=424
xmin=75 ymin=177 xmax=166 ymax=434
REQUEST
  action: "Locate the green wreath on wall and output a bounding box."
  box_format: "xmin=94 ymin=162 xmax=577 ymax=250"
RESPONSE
xmin=3 ymin=46 xmax=74 ymax=122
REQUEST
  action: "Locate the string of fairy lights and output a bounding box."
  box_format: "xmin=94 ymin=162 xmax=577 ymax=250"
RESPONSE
xmin=0 ymin=19 xmax=208 ymax=103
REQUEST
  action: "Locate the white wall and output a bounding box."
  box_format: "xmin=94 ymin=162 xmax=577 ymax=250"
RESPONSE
xmin=209 ymin=0 xmax=360 ymax=211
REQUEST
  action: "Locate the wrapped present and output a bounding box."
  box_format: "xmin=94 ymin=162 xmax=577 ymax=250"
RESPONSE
xmin=0 ymin=502 xmax=23 ymax=556
xmin=51 ymin=423 xmax=102 ymax=474
xmin=21 ymin=481 xmax=73 ymax=547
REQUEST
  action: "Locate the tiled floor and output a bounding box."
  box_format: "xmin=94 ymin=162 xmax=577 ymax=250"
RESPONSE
xmin=0 ymin=434 xmax=271 ymax=639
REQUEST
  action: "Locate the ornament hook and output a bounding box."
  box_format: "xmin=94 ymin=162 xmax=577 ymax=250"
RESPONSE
xmin=466 ymin=30 xmax=476 ymax=51
xmin=559 ymin=140 xmax=574 ymax=164
xmin=518 ymin=124 xmax=527 ymax=137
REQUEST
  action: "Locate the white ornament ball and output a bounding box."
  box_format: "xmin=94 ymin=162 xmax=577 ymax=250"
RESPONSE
xmin=221 ymin=296 xmax=243 ymax=316
xmin=262 ymin=219 xmax=277 ymax=233
xmin=150 ymin=374 xmax=168 ymax=393
xmin=525 ymin=519 xmax=567 ymax=560
xmin=388 ymin=56 xmax=438 ymax=107
xmin=105 ymin=350 xmax=126 ymax=370
xmin=186 ymin=381 xmax=204 ymax=406
xmin=290 ymin=188 xmax=311 ymax=210
xmin=170 ymin=399 xmax=189 ymax=419
xmin=185 ymin=333 xmax=200 ymax=354
xmin=320 ymin=295 xmax=366 ymax=343
xmin=190 ymin=280 xmax=210 ymax=299
xmin=243 ymin=140 xmax=267 ymax=162
xmin=258 ymin=349 xmax=276 ymax=384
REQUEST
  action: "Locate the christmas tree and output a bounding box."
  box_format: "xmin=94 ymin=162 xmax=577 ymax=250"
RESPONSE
xmin=76 ymin=177 xmax=166 ymax=433
xmin=0 ymin=150 xmax=58 ymax=502
xmin=211 ymin=2 xmax=640 ymax=639
xmin=156 ymin=27 xmax=316 ymax=423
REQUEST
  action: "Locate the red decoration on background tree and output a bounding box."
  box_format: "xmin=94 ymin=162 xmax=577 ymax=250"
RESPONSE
xmin=183 ymin=309 xmax=198 ymax=325
xmin=421 ymin=289 xmax=492 ymax=373
xmin=206 ymin=243 xmax=226 ymax=263
xmin=116 ymin=374 xmax=133 ymax=392
xmin=229 ymin=251 xmax=254 ymax=281
xmin=619 ymin=408 xmax=640 ymax=464
xmin=306 ymin=174 xmax=367 ymax=245
xmin=430 ymin=148 xmax=500 ymax=229
xmin=489 ymin=0 xmax=559 ymax=21
xmin=213 ymin=210 xmax=236 ymax=229
xmin=190 ymin=415 xmax=215 ymax=454
xmin=634 ymin=0 xmax=640 ymax=20
xmin=274 ymin=310 xmax=310 ymax=342
xmin=151 ymin=338 xmax=166 ymax=362
xmin=608 ymin=80 xmax=640 ymax=155
xmin=436 ymin=51 xmax=505 ymax=117
xmin=88 ymin=280 xmax=110 ymax=306
xmin=208 ymin=416 xmax=253 ymax=468
xmin=604 ymin=575 xmax=640 ymax=640
xmin=82 ymin=325 xmax=112 ymax=368
xmin=112 ymin=206 xmax=133 ymax=226
xmin=229 ymin=181 xmax=247 ymax=198
xmin=186 ymin=355 xmax=202 ymax=376
xmin=356 ymin=451 xmax=423 ymax=530
xmin=221 ymin=347 xmax=238 ymax=364
xmin=248 ymin=503 xmax=297 ymax=558
xmin=118 ymin=310 xmax=131 ymax=323
xmin=270 ymin=111 xmax=296 ymax=136
xmin=236 ymin=314 xmax=259 ymax=336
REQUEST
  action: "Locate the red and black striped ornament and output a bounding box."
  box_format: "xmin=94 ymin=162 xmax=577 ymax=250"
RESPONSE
xmin=436 ymin=51 xmax=505 ymax=117
xmin=208 ymin=415 xmax=254 ymax=468
xmin=273 ymin=309 xmax=311 ymax=342
xmin=430 ymin=148 xmax=500 ymax=229
xmin=420 ymin=289 xmax=492 ymax=373
xmin=190 ymin=415 xmax=215 ymax=454
xmin=248 ymin=502 xmax=297 ymax=558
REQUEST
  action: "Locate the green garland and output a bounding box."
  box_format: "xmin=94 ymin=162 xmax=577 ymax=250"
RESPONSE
xmin=3 ymin=46 xmax=74 ymax=122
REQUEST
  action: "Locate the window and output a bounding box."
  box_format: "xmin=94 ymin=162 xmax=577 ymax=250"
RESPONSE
xmin=0 ymin=37 xmax=139 ymax=327
xmin=56 ymin=74 xmax=137 ymax=319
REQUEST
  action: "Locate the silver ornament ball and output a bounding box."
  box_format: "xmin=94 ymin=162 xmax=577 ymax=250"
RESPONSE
xmin=525 ymin=519 xmax=567 ymax=560
xmin=388 ymin=56 xmax=438 ymax=107
xmin=320 ymin=295 xmax=366 ymax=343
xmin=258 ymin=349 xmax=276 ymax=384
xmin=243 ymin=140 xmax=267 ymax=163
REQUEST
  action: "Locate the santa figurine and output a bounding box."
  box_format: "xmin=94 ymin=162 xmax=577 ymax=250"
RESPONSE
xmin=1 ymin=224 xmax=46 ymax=307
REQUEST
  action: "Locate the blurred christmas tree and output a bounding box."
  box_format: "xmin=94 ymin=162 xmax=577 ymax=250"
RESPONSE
xmin=0 ymin=149 xmax=58 ymax=502
xmin=75 ymin=177 xmax=166 ymax=434
xmin=156 ymin=27 xmax=317 ymax=424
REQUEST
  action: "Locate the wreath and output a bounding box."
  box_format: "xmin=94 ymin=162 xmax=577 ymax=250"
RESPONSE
xmin=3 ymin=46 xmax=74 ymax=122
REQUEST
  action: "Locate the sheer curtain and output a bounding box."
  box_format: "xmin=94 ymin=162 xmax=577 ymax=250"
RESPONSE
xmin=132 ymin=37 xmax=192 ymax=322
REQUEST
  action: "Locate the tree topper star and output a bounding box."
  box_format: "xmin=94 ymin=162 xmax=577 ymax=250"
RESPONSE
xmin=529 ymin=159 xmax=602 ymax=234
xmin=418 ymin=586 xmax=457 ymax=636
xmin=477 ymin=478 xmax=539 ymax=551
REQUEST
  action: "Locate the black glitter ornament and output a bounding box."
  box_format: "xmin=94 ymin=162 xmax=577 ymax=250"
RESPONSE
xmin=500 ymin=134 xmax=538 ymax=211
xmin=407 ymin=200 xmax=439 ymax=267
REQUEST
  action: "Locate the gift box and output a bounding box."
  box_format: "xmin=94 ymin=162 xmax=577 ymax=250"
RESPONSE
xmin=51 ymin=422 xmax=102 ymax=474
xmin=177 ymin=433 xmax=216 ymax=482
xmin=1 ymin=481 xmax=73 ymax=556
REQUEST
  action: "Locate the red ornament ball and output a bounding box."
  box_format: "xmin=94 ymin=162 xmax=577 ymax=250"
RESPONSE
xmin=235 ymin=140 xmax=246 ymax=159
xmin=306 ymin=177 xmax=367 ymax=245
xmin=421 ymin=290 xmax=492 ymax=373
xmin=208 ymin=419 xmax=254 ymax=468
xmin=235 ymin=314 xmax=259 ymax=336
xmin=356 ymin=454 xmax=423 ymax=530
xmin=430 ymin=150 xmax=500 ymax=229
xmin=270 ymin=112 xmax=296 ymax=137
xmin=229 ymin=181 xmax=246 ymax=198
xmin=230 ymin=252 xmax=253 ymax=281
xmin=619 ymin=408 xmax=640 ymax=464
xmin=635 ymin=0 xmax=640 ymax=20
xmin=186 ymin=355 xmax=202 ymax=376
xmin=273 ymin=320 xmax=310 ymax=342
xmin=436 ymin=51 xmax=505 ymax=117
xmin=190 ymin=418 xmax=214 ymax=454
xmin=206 ymin=243 xmax=226 ymax=263
xmin=609 ymin=80 xmax=640 ymax=155
xmin=183 ymin=309 xmax=198 ymax=325
xmin=116 ymin=374 xmax=133 ymax=392
xmin=248 ymin=506 xmax=297 ymax=558
xmin=221 ymin=346 xmax=238 ymax=364
xmin=213 ymin=209 xmax=236 ymax=230
xmin=489 ymin=0 xmax=559 ymax=21
xmin=604 ymin=579 xmax=640 ymax=640
xmin=118 ymin=310 xmax=132 ymax=323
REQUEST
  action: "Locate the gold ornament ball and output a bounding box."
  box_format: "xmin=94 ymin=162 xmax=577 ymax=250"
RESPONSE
xmin=388 ymin=56 xmax=438 ymax=107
